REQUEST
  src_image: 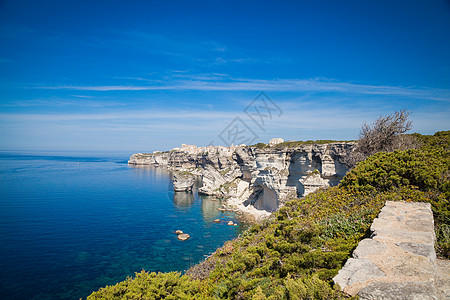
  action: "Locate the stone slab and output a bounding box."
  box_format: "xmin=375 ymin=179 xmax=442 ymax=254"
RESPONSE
xmin=333 ymin=201 xmax=439 ymax=298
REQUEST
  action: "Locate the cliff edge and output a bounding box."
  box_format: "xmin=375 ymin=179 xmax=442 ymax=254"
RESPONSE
xmin=128 ymin=141 xmax=356 ymax=218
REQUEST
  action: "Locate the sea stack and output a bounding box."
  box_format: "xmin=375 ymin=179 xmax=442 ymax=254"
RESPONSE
xmin=172 ymin=171 xmax=195 ymax=192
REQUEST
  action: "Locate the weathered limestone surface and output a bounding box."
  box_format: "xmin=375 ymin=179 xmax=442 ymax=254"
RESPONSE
xmin=128 ymin=141 xmax=355 ymax=215
xmin=300 ymin=172 xmax=330 ymax=197
xmin=436 ymin=259 xmax=450 ymax=300
xmin=334 ymin=201 xmax=443 ymax=299
xmin=172 ymin=172 xmax=195 ymax=192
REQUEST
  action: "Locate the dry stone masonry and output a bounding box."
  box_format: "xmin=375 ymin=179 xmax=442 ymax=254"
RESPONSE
xmin=334 ymin=201 xmax=446 ymax=300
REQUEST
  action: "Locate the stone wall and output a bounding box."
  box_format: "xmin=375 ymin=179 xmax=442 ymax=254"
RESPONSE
xmin=334 ymin=201 xmax=448 ymax=300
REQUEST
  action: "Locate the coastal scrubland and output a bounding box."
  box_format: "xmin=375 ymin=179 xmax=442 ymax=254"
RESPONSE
xmin=87 ymin=130 xmax=449 ymax=299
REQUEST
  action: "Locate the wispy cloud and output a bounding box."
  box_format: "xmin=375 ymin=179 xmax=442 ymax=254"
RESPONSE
xmin=0 ymin=98 xmax=125 ymax=108
xmin=2 ymin=99 xmax=448 ymax=149
xmin=212 ymin=57 xmax=261 ymax=65
xmin=2 ymin=103 xmax=447 ymax=130
xmin=35 ymin=76 xmax=450 ymax=102
xmin=0 ymin=110 xmax=237 ymax=122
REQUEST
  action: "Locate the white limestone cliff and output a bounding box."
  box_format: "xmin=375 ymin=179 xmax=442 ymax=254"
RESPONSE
xmin=172 ymin=172 xmax=195 ymax=192
xmin=128 ymin=141 xmax=356 ymax=218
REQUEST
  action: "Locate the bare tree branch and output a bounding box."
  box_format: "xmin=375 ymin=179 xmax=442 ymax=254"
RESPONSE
xmin=344 ymin=110 xmax=419 ymax=168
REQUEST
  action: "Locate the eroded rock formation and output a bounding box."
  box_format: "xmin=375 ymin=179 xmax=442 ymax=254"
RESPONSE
xmin=172 ymin=172 xmax=195 ymax=192
xmin=128 ymin=141 xmax=355 ymax=215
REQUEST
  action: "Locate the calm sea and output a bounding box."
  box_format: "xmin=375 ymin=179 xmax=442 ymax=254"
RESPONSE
xmin=0 ymin=151 xmax=248 ymax=299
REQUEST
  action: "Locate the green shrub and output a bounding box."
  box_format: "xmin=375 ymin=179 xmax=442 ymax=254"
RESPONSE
xmin=88 ymin=131 xmax=449 ymax=299
xmin=339 ymin=132 xmax=449 ymax=257
xmin=253 ymin=143 xmax=269 ymax=149
xmin=87 ymin=271 xmax=200 ymax=300
xmin=341 ymin=148 xmax=449 ymax=193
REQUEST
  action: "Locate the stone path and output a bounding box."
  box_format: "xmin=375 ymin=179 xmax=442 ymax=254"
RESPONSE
xmin=334 ymin=201 xmax=449 ymax=300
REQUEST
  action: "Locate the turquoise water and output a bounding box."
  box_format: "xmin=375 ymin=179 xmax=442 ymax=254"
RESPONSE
xmin=0 ymin=152 xmax=248 ymax=299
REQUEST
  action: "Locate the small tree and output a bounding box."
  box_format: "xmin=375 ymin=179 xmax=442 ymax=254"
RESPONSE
xmin=345 ymin=110 xmax=418 ymax=167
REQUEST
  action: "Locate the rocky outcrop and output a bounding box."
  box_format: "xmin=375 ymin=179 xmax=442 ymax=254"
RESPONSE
xmin=172 ymin=172 xmax=195 ymax=192
xmin=300 ymin=171 xmax=329 ymax=196
xmin=128 ymin=141 xmax=356 ymax=215
xmin=198 ymin=165 xmax=231 ymax=196
xmin=334 ymin=201 xmax=441 ymax=299
xmin=176 ymin=231 xmax=190 ymax=241
xmin=235 ymin=143 xmax=354 ymax=212
xmin=128 ymin=152 xmax=156 ymax=165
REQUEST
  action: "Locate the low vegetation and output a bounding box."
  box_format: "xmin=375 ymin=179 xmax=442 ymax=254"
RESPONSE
xmin=174 ymin=170 xmax=194 ymax=177
xmin=274 ymin=140 xmax=354 ymax=149
xmin=88 ymin=130 xmax=449 ymax=299
xmin=88 ymin=125 xmax=449 ymax=299
xmin=251 ymin=140 xmax=354 ymax=150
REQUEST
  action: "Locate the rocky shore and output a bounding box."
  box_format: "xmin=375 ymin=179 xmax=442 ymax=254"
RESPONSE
xmin=128 ymin=139 xmax=356 ymax=219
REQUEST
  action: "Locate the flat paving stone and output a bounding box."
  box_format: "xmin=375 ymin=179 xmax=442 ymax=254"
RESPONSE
xmin=333 ymin=201 xmax=440 ymax=298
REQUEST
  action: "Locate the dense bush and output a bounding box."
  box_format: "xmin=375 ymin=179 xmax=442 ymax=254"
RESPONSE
xmin=340 ymin=131 xmax=449 ymax=257
xmin=340 ymin=149 xmax=448 ymax=193
xmin=88 ymin=131 xmax=449 ymax=299
xmin=88 ymin=271 xmax=201 ymax=300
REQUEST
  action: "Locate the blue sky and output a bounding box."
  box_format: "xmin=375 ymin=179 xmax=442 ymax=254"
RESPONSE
xmin=1 ymin=0 xmax=449 ymax=152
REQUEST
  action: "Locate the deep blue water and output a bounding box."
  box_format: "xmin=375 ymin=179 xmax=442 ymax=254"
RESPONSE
xmin=0 ymin=151 xmax=248 ymax=300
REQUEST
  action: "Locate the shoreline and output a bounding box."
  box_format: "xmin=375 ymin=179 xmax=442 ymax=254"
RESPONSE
xmin=128 ymin=140 xmax=355 ymax=222
xmin=131 ymin=163 xmax=272 ymax=222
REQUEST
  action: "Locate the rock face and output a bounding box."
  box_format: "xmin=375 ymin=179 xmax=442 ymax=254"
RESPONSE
xmin=172 ymin=172 xmax=195 ymax=192
xmin=128 ymin=141 xmax=355 ymax=214
xmin=333 ymin=201 xmax=440 ymax=299
xmin=300 ymin=171 xmax=329 ymax=196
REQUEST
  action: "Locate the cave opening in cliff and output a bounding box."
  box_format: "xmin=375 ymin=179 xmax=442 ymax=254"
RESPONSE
xmin=244 ymin=185 xmax=278 ymax=212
